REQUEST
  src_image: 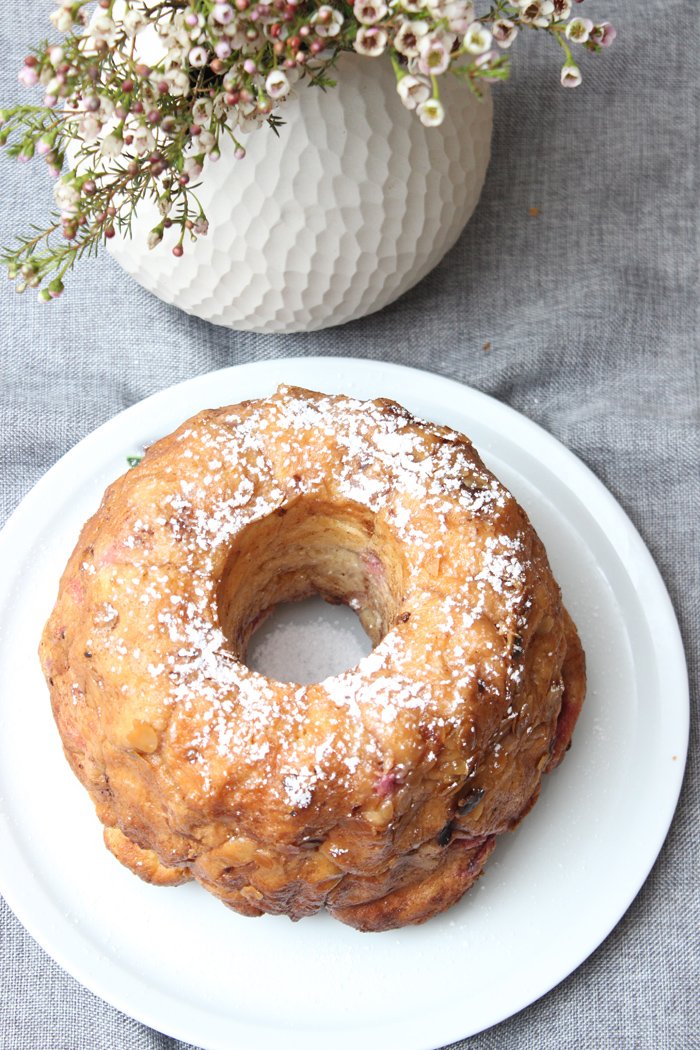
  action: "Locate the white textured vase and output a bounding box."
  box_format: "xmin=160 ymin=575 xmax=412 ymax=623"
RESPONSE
xmin=108 ymin=55 xmax=493 ymax=333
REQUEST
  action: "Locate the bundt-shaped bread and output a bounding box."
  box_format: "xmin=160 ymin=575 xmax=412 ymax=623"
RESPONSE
xmin=40 ymin=386 xmax=585 ymax=931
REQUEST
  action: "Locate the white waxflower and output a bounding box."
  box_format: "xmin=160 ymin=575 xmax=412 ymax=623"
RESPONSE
xmin=162 ymin=68 xmax=191 ymax=98
xmin=311 ymin=5 xmax=345 ymax=36
xmin=212 ymin=94 xmax=230 ymax=120
xmin=552 ymin=0 xmax=572 ymax=18
xmin=238 ymin=109 xmax=264 ymax=133
xmin=560 ymin=62 xmax=582 ymax=87
xmin=173 ymin=26 xmax=193 ymax=49
xmin=239 ymin=28 xmax=263 ymax=53
xmin=131 ymin=125 xmax=156 ymax=155
xmin=492 ymin=19 xmax=518 ymax=49
xmin=39 ymin=64 xmax=55 ymax=87
xmin=99 ymin=96 xmax=115 ymax=121
xmin=566 ymin=17 xmax=593 ymax=43
xmin=164 ymin=44 xmax=186 ymax=69
xmin=192 ymin=98 xmax=213 ymax=125
xmin=48 ymin=46 xmax=64 ymax=66
xmin=184 ymin=155 xmax=204 ymax=179
xmin=87 ymin=12 xmax=119 ymax=47
xmin=265 ymin=69 xmax=291 ymax=100
xmin=123 ymin=6 xmax=148 ymax=36
xmin=394 ymin=20 xmax=429 ymax=58
xmin=518 ymin=1 xmax=555 ymax=28
xmin=417 ymin=32 xmax=453 ymax=76
xmin=353 ymin=26 xmax=388 ymax=56
xmin=400 ymin=0 xmax=426 ymax=12
xmin=463 ymin=24 xmax=492 ymax=55
xmin=224 ymin=24 xmax=248 ymax=48
xmin=53 ymin=178 xmax=80 ymax=217
xmin=49 ymin=8 xmax=73 ymax=33
xmin=426 ymin=0 xmax=474 ymax=35
xmin=101 ymin=132 xmax=124 ymax=158
xmin=417 ymin=97 xmax=445 ymax=127
xmin=79 ymin=115 xmax=101 ymax=142
xmin=353 ymin=0 xmax=388 ymax=25
xmin=198 ymin=129 xmax=217 ymax=154
xmin=156 ymin=22 xmax=177 ymax=45
xmin=396 ymin=73 xmax=431 ymax=110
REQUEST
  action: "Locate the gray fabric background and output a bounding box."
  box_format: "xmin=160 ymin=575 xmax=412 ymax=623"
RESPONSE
xmin=1 ymin=1 xmax=697 ymax=1047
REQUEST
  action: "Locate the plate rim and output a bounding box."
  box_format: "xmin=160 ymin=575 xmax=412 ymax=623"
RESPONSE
xmin=0 ymin=356 xmax=690 ymax=1049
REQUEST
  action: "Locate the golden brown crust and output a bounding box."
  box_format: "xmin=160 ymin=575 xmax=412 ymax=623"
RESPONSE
xmin=103 ymin=826 xmax=191 ymax=887
xmin=40 ymin=385 xmax=586 ymax=930
xmin=546 ymin=609 xmax=586 ymax=771
xmin=331 ymin=835 xmax=497 ymax=932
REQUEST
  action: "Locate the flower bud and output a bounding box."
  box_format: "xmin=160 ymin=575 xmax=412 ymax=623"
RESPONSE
xmin=147 ymin=226 xmax=164 ymax=250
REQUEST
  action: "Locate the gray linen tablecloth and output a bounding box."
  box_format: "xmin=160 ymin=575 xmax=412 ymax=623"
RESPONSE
xmin=1 ymin=2 xmax=697 ymax=1047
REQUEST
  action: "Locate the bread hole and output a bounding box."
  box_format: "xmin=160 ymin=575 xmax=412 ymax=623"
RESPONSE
xmin=216 ymin=496 xmax=405 ymax=686
xmin=246 ymin=596 xmax=371 ymax=685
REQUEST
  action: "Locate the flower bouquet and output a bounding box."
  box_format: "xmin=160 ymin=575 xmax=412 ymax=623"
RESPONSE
xmin=1 ymin=0 xmax=614 ymax=304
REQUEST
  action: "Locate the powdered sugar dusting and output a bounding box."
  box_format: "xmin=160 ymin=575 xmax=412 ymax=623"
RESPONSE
xmin=88 ymin=386 xmax=533 ymax=812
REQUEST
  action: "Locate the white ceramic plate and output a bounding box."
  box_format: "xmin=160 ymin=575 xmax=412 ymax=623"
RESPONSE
xmin=0 ymin=358 xmax=688 ymax=1050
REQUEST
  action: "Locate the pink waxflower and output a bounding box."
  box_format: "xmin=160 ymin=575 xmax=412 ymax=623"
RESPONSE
xmin=394 ymin=19 xmax=429 ymax=58
xmin=212 ymin=3 xmax=235 ymax=24
xmin=427 ymin=0 xmax=475 ymax=35
xmin=354 ymin=25 xmax=388 ymax=56
xmin=311 ymin=5 xmax=345 ymax=36
xmin=396 ymin=73 xmax=431 ymax=110
xmin=417 ymin=32 xmax=452 ymax=76
xmin=474 ymin=50 xmax=501 ymax=78
xmin=353 ymin=0 xmax=388 ymax=25
xmin=591 ymin=21 xmax=616 ymax=47
xmin=518 ymin=1 xmax=555 ymax=28
xmin=18 ymin=66 xmax=39 ymax=88
xmin=493 ymin=19 xmax=518 ymax=49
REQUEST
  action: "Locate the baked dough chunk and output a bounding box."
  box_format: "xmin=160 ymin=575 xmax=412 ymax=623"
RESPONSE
xmin=40 ymin=386 xmax=585 ymax=931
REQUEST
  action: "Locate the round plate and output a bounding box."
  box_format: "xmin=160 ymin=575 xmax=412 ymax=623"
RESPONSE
xmin=0 ymin=358 xmax=688 ymax=1050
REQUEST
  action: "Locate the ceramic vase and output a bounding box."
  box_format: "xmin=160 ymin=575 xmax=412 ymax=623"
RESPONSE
xmin=108 ymin=55 xmax=493 ymax=334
